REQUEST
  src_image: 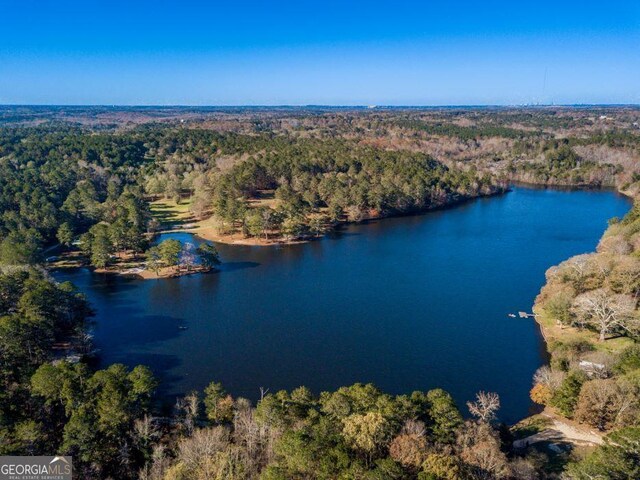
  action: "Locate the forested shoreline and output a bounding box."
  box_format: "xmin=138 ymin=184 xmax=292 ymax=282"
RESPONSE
xmin=1 ymin=106 xmax=640 ymax=479
xmin=0 ymin=124 xmax=506 ymax=265
xmin=524 ymin=191 xmax=640 ymax=478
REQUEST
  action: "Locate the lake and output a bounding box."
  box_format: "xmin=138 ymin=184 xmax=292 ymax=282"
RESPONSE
xmin=53 ymin=186 xmax=631 ymax=423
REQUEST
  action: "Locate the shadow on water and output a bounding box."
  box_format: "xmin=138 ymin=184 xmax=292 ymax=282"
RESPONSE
xmin=324 ymin=229 xmax=361 ymax=241
xmin=53 ymin=186 xmax=632 ymax=424
xmin=56 ymin=268 xmax=141 ymax=292
xmin=219 ymin=261 xmax=260 ymax=272
xmin=104 ymin=313 xmax=187 ymax=346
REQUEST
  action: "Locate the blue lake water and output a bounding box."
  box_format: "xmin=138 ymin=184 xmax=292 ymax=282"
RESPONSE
xmin=53 ymin=186 xmax=631 ymax=423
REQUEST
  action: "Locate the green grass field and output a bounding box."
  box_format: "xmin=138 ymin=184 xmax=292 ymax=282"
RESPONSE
xmin=149 ymin=198 xmax=194 ymax=228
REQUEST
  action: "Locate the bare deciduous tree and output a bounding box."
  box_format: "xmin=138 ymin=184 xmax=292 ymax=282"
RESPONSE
xmin=559 ymin=254 xmax=609 ymax=292
xmin=533 ymin=365 xmax=565 ymax=390
xmin=572 ymin=288 xmax=637 ymax=341
xmin=232 ymin=397 xmax=278 ymax=475
xmin=598 ymin=234 xmax=632 ymax=255
xmin=467 ymin=391 xmax=500 ymax=423
xmin=139 ymin=444 xmax=170 ymax=480
xmin=176 ymin=392 xmax=200 ymax=436
xmin=175 ymin=427 xmax=246 ymax=479
xmin=389 ymin=432 xmax=428 ymax=468
xmin=180 ymin=242 xmax=197 ymax=272
xmin=457 ymin=421 xmax=509 ymax=479
xmin=133 ymin=415 xmax=160 ymax=450
xmin=566 ymin=254 xmax=594 ymax=278
xmin=400 ymin=419 xmax=427 ymax=437
xmin=177 ymin=427 xmax=230 ymax=470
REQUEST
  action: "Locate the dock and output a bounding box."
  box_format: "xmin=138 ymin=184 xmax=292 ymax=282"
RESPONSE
xmin=507 ymin=311 xmax=538 ymax=318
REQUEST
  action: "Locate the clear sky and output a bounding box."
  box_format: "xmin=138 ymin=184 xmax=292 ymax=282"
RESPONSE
xmin=0 ymin=0 xmax=638 ymax=105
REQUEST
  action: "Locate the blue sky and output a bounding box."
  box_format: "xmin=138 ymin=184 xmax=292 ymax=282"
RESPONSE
xmin=0 ymin=1 xmax=638 ymax=105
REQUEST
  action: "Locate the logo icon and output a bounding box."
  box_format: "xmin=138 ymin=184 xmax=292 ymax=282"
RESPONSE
xmin=0 ymin=456 xmax=72 ymax=480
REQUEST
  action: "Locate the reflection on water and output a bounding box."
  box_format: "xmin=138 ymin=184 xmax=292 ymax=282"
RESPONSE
xmin=54 ymin=187 xmax=631 ymax=423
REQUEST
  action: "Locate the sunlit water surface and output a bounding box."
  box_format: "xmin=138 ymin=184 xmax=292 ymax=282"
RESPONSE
xmin=54 ymin=186 xmax=631 ymax=423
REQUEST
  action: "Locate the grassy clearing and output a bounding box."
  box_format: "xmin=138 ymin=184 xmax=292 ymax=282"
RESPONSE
xmin=247 ymin=189 xmax=279 ymax=209
xmin=534 ymin=306 xmax=633 ymax=355
xmin=48 ymin=250 xmax=85 ymax=269
xmin=149 ymin=198 xmax=194 ymax=228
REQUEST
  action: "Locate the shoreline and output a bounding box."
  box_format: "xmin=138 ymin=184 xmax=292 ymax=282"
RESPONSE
xmin=529 ymin=180 xmax=634 ymax=348
xmin=510 ymin=178 xmax=636 ymax=197
xmin=48 ymin=251 xmax=215 ymax=281
xmin=178 ymin=182 xmax=632 ymax=253
xmin=48 ymin=188 xmax=506 ymax=280
xmin=52 ymin=182 xmax=628 ymax=288
xmin=517 ymin=180 xmax=635 ymax=434
xmin=184 ymin=181 xmax=636 ymax=249
xmin=182 ymin=187 xmax=508 ymax=247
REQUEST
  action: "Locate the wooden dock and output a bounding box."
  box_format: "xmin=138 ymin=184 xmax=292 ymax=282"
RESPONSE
xmin=507 ymin=312 xmax=538 ymax=318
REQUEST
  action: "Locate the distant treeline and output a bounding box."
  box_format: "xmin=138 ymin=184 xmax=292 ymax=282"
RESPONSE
xmin=395 ymin=119 xmax=541 ymax=140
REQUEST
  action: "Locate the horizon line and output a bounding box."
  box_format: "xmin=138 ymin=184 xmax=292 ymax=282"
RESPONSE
xmin=1 ymin=103 xmax=640 ymax=109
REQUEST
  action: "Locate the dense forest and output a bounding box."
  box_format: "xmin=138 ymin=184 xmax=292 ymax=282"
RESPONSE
xmin=1 ymin=106 xmax=640 ymax=479
xmin=0 ymin=124 xmax=501 ymax=268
